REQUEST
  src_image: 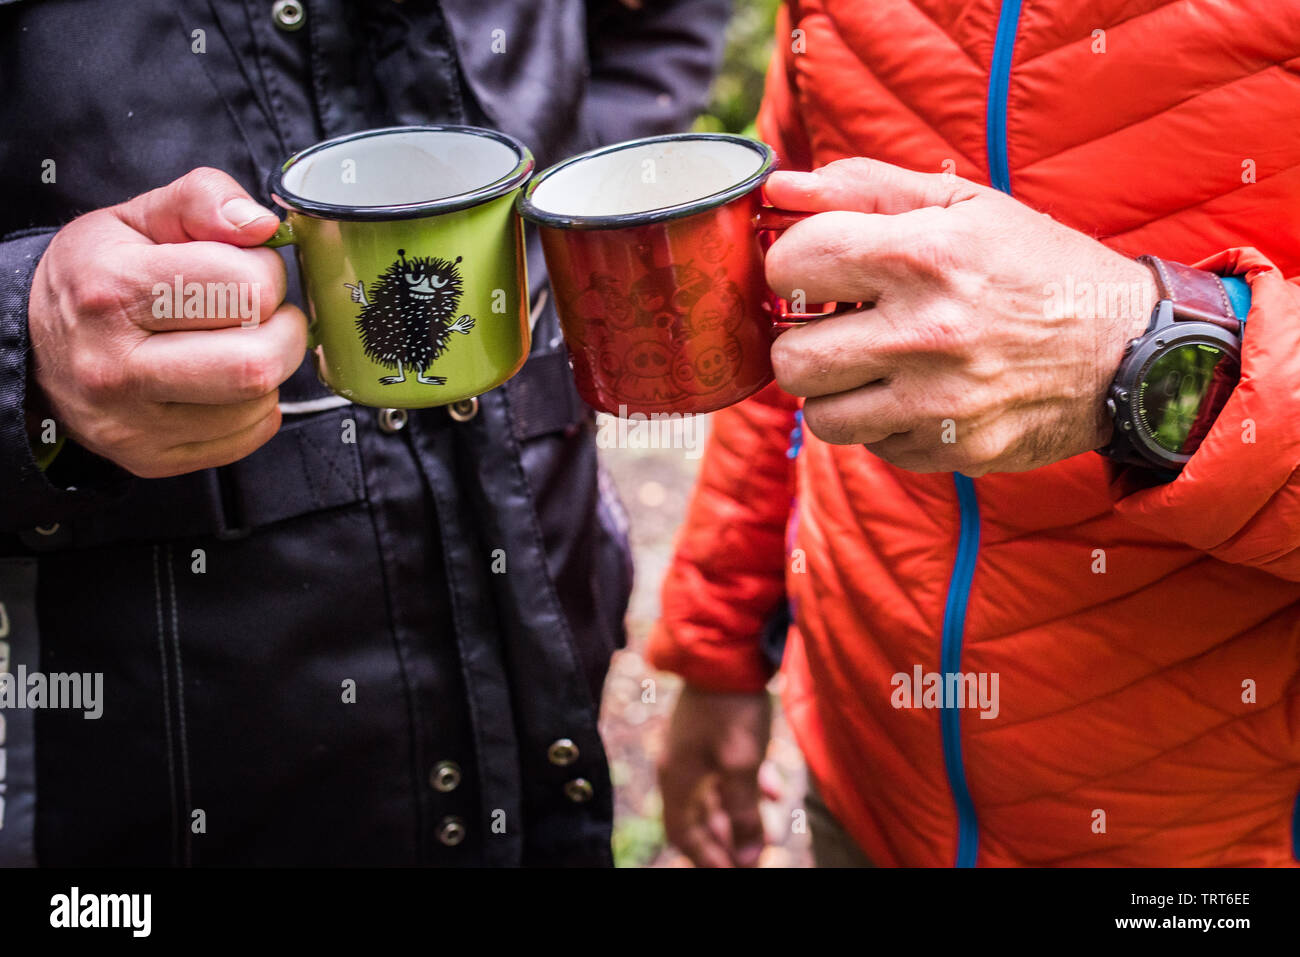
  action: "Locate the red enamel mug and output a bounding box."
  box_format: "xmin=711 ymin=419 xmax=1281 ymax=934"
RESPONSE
xmin=518 ymin=133 xmax=828 ymax=417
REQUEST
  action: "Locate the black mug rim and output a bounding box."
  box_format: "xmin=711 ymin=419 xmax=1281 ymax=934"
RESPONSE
xmin=517 ymin=133 xmax=778 ymax=231
xmin=268 ymin=125 xmax=535 ymax=222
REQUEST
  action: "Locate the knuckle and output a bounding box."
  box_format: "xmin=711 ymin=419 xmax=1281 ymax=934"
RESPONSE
xmin=892 ymin=216 xmax=962 ymax=277
xmin=770 ymin=330 xmax=822 ymax=391
xmin=179 ymin=165 xmax=234 ymax=198
xmin=768 ymin=334 xmax=797 ymax=385
xmin=47 ymin=210 xmax=103 ymax=256
xmin=838 ymin=157 xmax=877 ymax=176
xmin=801 ymin=398 xmax=863 ymax=446
xmin=248 ymin=251 xmax=288 ymax=317
xmin=253 ymin=248 xmax=288 ymax=291
xmin=959 ymin=428 xmax=1008 ymax=472
xmin=84 ymin=417 xmax=141 ymax=460
xmin=808 ymin=213 xmax=864 ymax=264
xmin=904 ymin=300 xmax=976 ymax=356
xmin=73 ymin=271 xmax=131 ymax=319
xmin=73 ymin=355 xmax=125 ymax=402
xmin=763 ymin=240 xmax=798 ymax=298
xmin=232 ymin=350 xmax=281 ymax=399
xmin=767 ymin=213 xmax=868 ymax=297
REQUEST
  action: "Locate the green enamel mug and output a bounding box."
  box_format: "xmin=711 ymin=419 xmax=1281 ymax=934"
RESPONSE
xmin=266 ymin=125 xmax=534 ymax=408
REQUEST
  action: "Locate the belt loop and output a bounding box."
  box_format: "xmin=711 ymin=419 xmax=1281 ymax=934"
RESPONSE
xmin=204 ymin=467 xmax=251 ymax=541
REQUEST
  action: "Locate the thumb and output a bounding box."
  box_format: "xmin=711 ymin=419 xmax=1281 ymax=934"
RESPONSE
xmin=765 ymin=157 xmax=980 ymax=216
xmin=115 ymin=166 xmax=280 ymax=246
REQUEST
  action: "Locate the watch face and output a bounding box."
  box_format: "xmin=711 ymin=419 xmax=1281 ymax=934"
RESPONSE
xmin=1137 ymin=342 xmax=1240 ymax=454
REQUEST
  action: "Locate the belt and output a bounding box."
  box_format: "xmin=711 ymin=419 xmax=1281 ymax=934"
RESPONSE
xmin=17 ymin=349 xmax=585 ymax=552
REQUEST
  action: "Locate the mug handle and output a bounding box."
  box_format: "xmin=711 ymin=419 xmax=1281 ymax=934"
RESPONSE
xmin=754 ymin=205 xmax=863 ymax=324
xmin=262 ymin=219 xmax=296 ymax=249
xmin=259 ymin=219 xmax=318 ymax=348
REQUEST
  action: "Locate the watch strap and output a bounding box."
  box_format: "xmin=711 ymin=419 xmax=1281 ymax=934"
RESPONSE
xmin=1136 ymin=254 xmax=1239 ymax=332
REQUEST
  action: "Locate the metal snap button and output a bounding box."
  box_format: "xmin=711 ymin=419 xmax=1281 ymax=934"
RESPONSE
xmin=378 ymin=408 xmax=408 ymax=433
xmin=563 ymin=778 xmax=594 ymax=804
xmin=547 ymin=738 xmax=579 ymax=767
xmin=430 ymin=761 xmax=462 ymax=793
xmin=437 ymin=815 xmax=467 ymax=846
xmin=447 ymin=397 xmax=479 ymax=422
xmin=271 ymin=0 xmax=305 ymax=31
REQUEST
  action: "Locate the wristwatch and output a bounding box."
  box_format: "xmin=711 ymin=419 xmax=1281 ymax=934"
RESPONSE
xmin=1099 ymin=255 xmax=1244 ymax=472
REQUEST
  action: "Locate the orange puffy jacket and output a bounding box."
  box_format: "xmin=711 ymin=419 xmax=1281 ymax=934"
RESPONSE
xmin=649 ymin=0 xmax=1300 ymax=866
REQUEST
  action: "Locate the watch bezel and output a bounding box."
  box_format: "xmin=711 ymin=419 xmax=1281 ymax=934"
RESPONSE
xmin=1107 ymin=309 xmax=1242 ymax=469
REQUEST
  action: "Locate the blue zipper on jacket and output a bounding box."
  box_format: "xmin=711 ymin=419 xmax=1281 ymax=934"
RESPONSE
xmin=938 ymin=0 xmax=1023 ymax=870
xmin=986 ymin=0 xmax=1024 ymax=194
xmin=942 ymin=474 xmax=982 ymax=868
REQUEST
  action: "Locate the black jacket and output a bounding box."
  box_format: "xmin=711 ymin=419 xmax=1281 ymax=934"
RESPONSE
xmin=0 ymin=0 xmax=727 ymax=866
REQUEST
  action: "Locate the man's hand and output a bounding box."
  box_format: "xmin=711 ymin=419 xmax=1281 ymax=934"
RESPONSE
xmin=764 ymin=159 xmax=1157 ymax=476
xmin=27 ymin=167 xmax=306 ymax=478
xmin=657 ymin=686 xmax=774 ymax=868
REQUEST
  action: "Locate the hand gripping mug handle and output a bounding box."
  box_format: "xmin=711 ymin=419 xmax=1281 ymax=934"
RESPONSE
xmin=755 ymin=206 xmax=862 ymax=324
xmin=260 ymin=219 xmax=320 ymax=349
xmin=262 ymin=219 xmax=296 ymax=248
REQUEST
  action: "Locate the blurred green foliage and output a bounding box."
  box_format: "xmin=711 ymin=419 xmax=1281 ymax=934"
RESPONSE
xmin=693 ymin=0 xmax=782 ymax=137
xmin=612 ymin=810 xmax=666 ymax=869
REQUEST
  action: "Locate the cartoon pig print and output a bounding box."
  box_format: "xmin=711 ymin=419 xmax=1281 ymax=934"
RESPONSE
xmin=671 ymin=334 xmax=743 ymax=395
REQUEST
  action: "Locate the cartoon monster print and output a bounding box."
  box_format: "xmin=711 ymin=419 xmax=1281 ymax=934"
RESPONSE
xmin=345 ymin=249 xmax=475 ymax=386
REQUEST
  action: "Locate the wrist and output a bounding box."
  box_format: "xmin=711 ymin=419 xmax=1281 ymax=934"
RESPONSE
xmin=23 ymin=256 xmax=67 ymax=469
xmin=1089 ymin=257 xmax=1158 ymax=446
xmin=1105 ymin=256 xmax=1160 ymax=344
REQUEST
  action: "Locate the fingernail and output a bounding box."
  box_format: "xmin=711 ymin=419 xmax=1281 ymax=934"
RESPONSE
xmin=222 ymin=198 xmax=276 ymax=229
